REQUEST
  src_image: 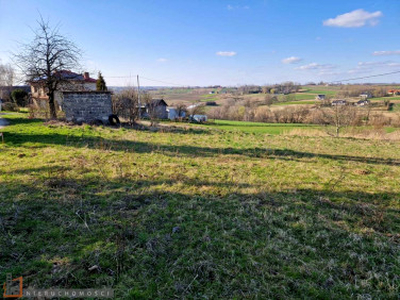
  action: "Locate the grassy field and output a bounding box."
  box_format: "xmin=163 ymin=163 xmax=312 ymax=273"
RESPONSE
xmin=371 ymin=96 xmax=400 ymax=101
xmin=273 ymin=100 xmax=317 ymax=106
xmin=1 ymin=113 xmax=399 ymax=298
xmin=197 ymin=120 xmax=318 ymax=134
xmin=293 ymin=94 xmax=317 ymax=100
xmin=302 ymin=88 xmax=338 ymax=96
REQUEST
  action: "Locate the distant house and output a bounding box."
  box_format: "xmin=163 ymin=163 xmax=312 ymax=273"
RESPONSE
xmin=315 ymin=94 xmax=326 ymax=100
xmin=355 ymin=99 xmax=370 ymax=106
xmin=142 ymin=99 xmax=168 ymax=119
xmin=190 ymin=114 xmax=208 ymax=123
xmin=359 ymin=92 xmax=372 ymax=99
xmin=388 ymin=89 xmax=400 ymax=95
xmin=29 ymin=70 xmax=96 ymax=109
xmin=167 ymin=107 xmax=186 ymax=120
xmin=331 ymin=100 xmax=347 ymax=106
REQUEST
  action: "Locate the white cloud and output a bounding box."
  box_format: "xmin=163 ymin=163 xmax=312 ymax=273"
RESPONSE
xmin=347 ymin=60 xmax=400 ymax=74
xmin=358 ymin=61 xmax=400 ymax=67
xmin=216 ymin=51 xmax=237 ymax=57
xmin=323 ymin=9 xmax=382 ymax=28
xmin=295 ymin=62 xmax=335 ymax=70
xmin=227 ymin=5 xmax=249 ymax=10
xmin=282 ymin=56 xmax=302 ymax=64
xmin=318 ymin=71 xmax=340 ymax=76
xmin=157 ymin=58 xmax=168 ymax=62
xmin=373 ymin=50 xmax=400 ymax=56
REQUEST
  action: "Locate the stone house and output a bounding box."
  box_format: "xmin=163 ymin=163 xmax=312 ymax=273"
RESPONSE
xmin=29 ymin=70 xmax=96 ymax=109
xmin=62 ymin=91 xmax=112 ymax=124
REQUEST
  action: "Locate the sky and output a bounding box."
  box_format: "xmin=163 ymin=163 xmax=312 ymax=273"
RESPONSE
xmin=0 ymin=0 xmax=400 ymax=86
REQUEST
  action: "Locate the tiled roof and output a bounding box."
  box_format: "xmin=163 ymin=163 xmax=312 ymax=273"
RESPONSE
xmin=31 ymin=70 xmax=96 ymax=83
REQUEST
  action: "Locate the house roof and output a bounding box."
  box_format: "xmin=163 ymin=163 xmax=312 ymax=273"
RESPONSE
xmin=30 ymin=70 xmax=96 ymax=83
xmin=150 ymin=99 xmax=168 ymax=106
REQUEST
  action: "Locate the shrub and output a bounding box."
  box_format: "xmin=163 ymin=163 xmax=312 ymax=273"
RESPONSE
xmin=2 ymin=102 xmax=19 ymax=112
xmin=11 ymin=89 xmax=28 ymax=107
xmin=27 ymin=104 xmax=39 ymax=119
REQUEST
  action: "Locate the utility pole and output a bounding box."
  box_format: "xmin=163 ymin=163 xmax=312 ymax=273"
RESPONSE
xmin=137 ymin=74 xmax=141 ymax=120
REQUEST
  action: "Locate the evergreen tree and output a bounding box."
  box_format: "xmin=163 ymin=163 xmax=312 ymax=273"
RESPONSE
xmin=96 ymin=71 xmax=107 ymax=91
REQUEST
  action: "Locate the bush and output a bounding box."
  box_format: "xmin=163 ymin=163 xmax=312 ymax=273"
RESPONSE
xmin=27 ymin=104 xmax=39 ymax=119
xmin=11 ymin=89 xmax=28 ymax=107
xmin=2 ymin=102 xmax=19 ymax=112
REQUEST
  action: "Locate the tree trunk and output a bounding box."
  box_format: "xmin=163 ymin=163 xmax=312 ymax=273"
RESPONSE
xmin=48 ymin=91 xmax=57 ymax=119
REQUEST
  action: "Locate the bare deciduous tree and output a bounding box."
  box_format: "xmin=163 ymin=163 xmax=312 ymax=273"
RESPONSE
xmin=0 ymin=62 xmax=15 ymax=100
xmin=175 ymin=103 xmax=187 ymax=119
xmin=143 ymin=93 xmax=159 ymax=126
xmin=14 ymin=17 xmax=81 ymax=119
xmin=188 ymin=103 xmax=205 ymax=117
xmin=317 ymin=105 xmax=359 ymax=137
xmin=112 ymin=88 xmax=139 ymax=126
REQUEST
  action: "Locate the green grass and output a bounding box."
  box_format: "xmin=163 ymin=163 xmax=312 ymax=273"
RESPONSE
xmin=301 ymin=89 xmax=338 ymax=96
xmin=200 ymin=94 xmax=218 ymax=102
xmin=372 ymin=96 xmax=400 ymax=101
xmin=198 ymin=119 xmax=317 ymax=134
xmin=293 ymin=94 xmax=317 ymax=100
xmin=273 ymin=100 xmax=317 ymax=106
xmin=0 ymin=113 xmax=399 ymax=298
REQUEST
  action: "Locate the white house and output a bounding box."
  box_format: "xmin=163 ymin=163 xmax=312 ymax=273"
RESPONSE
xmin=167 ymin=107 xmax=186 ymax=120
xmin=190 ymin=114 xmax=208 ymax=123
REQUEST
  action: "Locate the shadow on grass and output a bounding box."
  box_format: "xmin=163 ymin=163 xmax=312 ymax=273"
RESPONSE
xmin=205 ymin=122 xmax=314 ymax=128
xmin=2 ymin=116 xmax=43 ymax=125
xmin=4 ymin=131 xmax=400 ymax=167
xmin=0 ymin=175 xmax=399 ymax=297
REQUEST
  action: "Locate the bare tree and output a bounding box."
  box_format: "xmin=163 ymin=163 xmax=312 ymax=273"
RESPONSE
xmin=317 ymin=105 xmax=359 ymax=137
xmin=143 ymin=93 xmax=158 ymax=126
xmin=188 ymin=103 xmax=205 ymax=116
xmin=14 ymin=17 xmax=81 ymax=119
xmin=175 ymin=103 xmax=187 ymax=119
xmin=264 ymin=94 xmax=275 ymax=106
xmin=0 ymin=62 xmax=15 ymax=100
xmin=112 ymin=88 xmax=139 ymax=126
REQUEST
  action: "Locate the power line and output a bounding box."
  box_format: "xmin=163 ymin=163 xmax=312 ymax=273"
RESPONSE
xmin=105 ymin=69 xmax=400 ymax=87
xmin=330 ymin=70 xmax=400 ymax=83
xmin=105 ymin=74 xmax=187 ymax=86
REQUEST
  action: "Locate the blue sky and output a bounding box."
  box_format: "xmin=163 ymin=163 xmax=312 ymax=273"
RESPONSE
xmin=0 ymin=0 xmax=399 ymax=86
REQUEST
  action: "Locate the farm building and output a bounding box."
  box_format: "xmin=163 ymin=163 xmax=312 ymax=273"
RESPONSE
xmin=359 ymin=92 xmax=372 ymax=99
xmin=141 ymin=99 xmax=168 ymax=119
xmin=331 ymin=100 xmax=347 ymax=106
xmin=167 ymin=107 xmax=186 ymax=120
xmin=190 ymin=114 xmax=208 ymax=123
xmin=355 ymin=99 xmax=370 ymax=106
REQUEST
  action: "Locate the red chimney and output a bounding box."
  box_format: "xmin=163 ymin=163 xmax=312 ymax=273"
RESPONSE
xmin=83 ymin=72 xmax=89 ymax=80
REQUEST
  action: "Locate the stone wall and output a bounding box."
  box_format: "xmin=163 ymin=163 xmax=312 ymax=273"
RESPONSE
xmin=62 ymin=91 xmax=112 ymax=123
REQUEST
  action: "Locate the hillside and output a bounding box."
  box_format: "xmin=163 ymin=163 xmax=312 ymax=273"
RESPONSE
xmin=0 ymin=113 xmax=399 ymax=298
